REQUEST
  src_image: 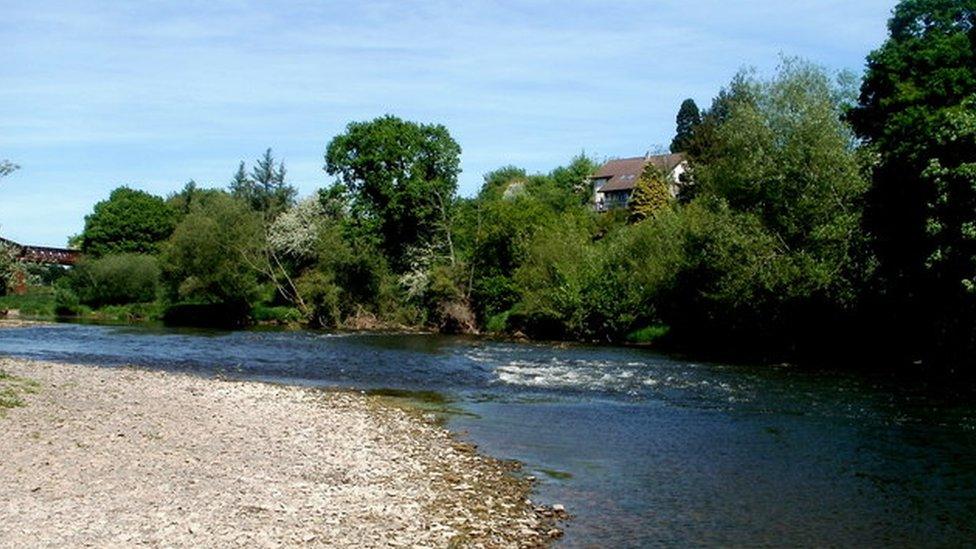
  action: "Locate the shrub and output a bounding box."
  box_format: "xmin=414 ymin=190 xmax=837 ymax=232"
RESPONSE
xmin=68 ymin=254 xmax=160 ymax=307
xmin=160 ymin=192 xmax=264 ymax=314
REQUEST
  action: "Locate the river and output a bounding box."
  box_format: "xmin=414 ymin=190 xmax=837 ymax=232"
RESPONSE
xmin=1 ymin=323 xmax=974 ymax=547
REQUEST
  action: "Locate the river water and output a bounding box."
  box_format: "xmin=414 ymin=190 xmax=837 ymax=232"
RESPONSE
xmin=1 ymin=323 xmax=974 ymax=547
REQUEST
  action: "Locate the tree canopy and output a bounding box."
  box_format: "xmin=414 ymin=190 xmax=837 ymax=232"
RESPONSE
xmin=80 ymin=187 xmax=177 ymax=258
xmin=324 ymin=115 xmax=462 ymax=269
xmin=229 ymin=149 xmax=297 ymax=220
xmin=849 ymin=0 xmax=976 ymax=358
xmin=670 ymin=99 xmax=702 ymax=153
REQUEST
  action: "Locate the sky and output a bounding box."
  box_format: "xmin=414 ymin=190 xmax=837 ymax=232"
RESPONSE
xmin=1 ymin=0 xmax=898 ymax=247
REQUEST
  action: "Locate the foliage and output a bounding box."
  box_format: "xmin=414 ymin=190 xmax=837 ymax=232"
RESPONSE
xmin=0 ymin=287 xmax=57 ymax=317
xmin=0 ymin=160 xmax=18 ymax=179
xmin=549 ymin=153 xmax=600 ymax=201
xmin=629 ymin=165 xmax=672 ymax=222
xmin=267 ymin=196 xmax=328 ymax=263
xmin=325 ymin=115 xmax=461 ymax=269
xmin=160 ymin=192 xmax=265 ymax=316
xmin=230 ymin=149 xmax=298 ymax=220
xmin=0 ymin=242 xmax=16 ymax=295
xmin=80 ymin=187 xmax=177 ymax=257
xmin=626 ymin=324 xmax=670 ymax=344
xmin=294 ymin=221 xmax=399 ymax=327
xmin=694 ymin=59 xmax=868 ymax=304
xmin=848 ymin=0 xmax=976 ymax=359
xmin=66 ymin=254 xmax=160 ymax=307
xmin=670 ymin=99 xmax=702 ymax=153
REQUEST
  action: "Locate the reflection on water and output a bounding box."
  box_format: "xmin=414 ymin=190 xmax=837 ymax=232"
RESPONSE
xmin=1 ymin=324 xmax=975 ymax=547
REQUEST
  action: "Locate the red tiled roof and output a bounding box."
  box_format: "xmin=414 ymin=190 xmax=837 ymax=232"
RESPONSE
xmin=593 ymin=153 xmax=686 ymax=192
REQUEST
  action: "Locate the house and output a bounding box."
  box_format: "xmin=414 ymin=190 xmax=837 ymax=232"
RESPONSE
xmin=591 ymin=152 xmax=688 ymax=211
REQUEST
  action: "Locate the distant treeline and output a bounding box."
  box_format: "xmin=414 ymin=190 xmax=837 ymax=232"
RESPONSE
xmin=3 ymin=0 xmax=975 ymax=367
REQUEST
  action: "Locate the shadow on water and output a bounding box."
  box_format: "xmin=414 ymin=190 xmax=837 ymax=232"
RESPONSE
xmin=1 ymin=321 xmax=975 ymax=547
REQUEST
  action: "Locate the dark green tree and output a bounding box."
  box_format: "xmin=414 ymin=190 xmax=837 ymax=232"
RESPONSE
xmin=80 ymin=187 xmax=177 ymax=257
xmin=324 ymin=115 xmax=462 ymax=269
xmin=670 ymin=99 xmax=702 ymax=153
xmin=848 ymin=0 xmax=976 ymax=359
xmin=230 ymin=149 xmax=297 ymax=220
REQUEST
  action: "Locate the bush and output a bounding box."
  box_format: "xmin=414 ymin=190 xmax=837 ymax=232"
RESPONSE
xmin=53 ymin=285 xmax=82 ymax=316
xmin=160 ymin=192 xmax=264 ymax=315
xmin=67 ymin=254 xmax=160 ymax=307
xmin=252 ymin=305 xmax=303 ymax=325
xmin=0 ymin=287 xmax=57 ymax=317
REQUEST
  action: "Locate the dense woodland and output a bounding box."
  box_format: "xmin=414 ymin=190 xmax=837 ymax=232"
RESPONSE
xmin=3 ymin=0 xmax=976 ymax=367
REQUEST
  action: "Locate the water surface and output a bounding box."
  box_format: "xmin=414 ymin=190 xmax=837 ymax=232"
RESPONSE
xmin=1 ymin=324 xmax=974 ymax=547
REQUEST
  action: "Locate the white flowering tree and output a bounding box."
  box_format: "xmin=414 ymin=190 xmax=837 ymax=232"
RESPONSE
xmin=267 ymin=197 xmax=326 ymax=262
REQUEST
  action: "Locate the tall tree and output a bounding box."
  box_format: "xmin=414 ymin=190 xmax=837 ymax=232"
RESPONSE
xmin=694 ymin=59 xmax=868 ymax=309
xmin=230 ymin=149 xmax=297 ymax=220
xmin=80 ymin=187 xmax=177 ymax=258
xmin=848 ymin=0 xmax=976 ymax=358
xmin=324 ymin=115 xmax=462 ymax=269
xmin=670 ymin=99 xmax=702 ymax=153
xmin=629 ymin=165 xmax=671 ymax=222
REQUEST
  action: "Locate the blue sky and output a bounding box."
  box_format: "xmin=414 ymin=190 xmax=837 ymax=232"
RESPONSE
xmin=2 ymin=0 xmax=897 ymax=246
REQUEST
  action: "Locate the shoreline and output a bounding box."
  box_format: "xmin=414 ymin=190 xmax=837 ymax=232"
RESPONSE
xmin=0 ymin=357 xmax=565 ymax=547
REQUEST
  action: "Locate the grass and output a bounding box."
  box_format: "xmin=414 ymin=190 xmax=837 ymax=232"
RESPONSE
xmin=625 ymin=324 xmax=671 ymax=344
xmin=0 ymin=287 xmax=57 ymax=317
xmin=538 ymin=468 xmax=574 ymax=480
xmin=485 ymin=311 xmax=510 ymax=333
xmin=0 ymin=369 xmax=40 ymax=414
xmin=367 ymin=388 xmax=452 ymax=404
xmin=252 ymin=304 xmax=304 ymax=325
xmin=1 ymin=286 xmax=166 ymax=322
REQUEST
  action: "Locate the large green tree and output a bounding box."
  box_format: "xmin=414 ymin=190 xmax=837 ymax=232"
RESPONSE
xmin=160 ymin=192 xmax=264 ymax=311
xmin=848 ymin=0 xmax=976 ymax=358
xmin=680 ymin=59 xmax=869 ymax=352
xmin=670 ymin=99 xmax=702 ymax=153
xmin=80 ymin=187 xmax=177 ymax=257
xmin=324 ymin=115 xmax=461 ymax=269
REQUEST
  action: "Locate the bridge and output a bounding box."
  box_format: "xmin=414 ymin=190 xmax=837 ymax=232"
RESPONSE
xmin=1 ymin=237 xmax=80 ymax=266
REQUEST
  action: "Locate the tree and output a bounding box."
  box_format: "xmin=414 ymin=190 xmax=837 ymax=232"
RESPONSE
xmin=549 ymin=152 xmax=599 ymax=201
xmin=629 ymin=165 xmax=671 ymax=222
xmin=697 ymin=59 xmax=866 ymax=261
xmin=670 ymin=99 xmax=702 ymax=153
xmin=679 ymin=58 xmax=870 ymax=353
xmin=230 ymin=149 xmax=297 ymax=220
xmin=0 ymin=242 xmax=17 ymax=295
xmin=160 ymin=192 xmax=264 ymax=313
xmin=324 ymin=115 xmax=462 ymax=269
xmin=0 ymin=160 xmax=18 ymax=179
xmin=80 ymin=187 xmax=177 ymax=258
xmin=847 ymin=0 xmax=976 ymax=358
xmin=66 ymin=254 xmax=160 ymax=307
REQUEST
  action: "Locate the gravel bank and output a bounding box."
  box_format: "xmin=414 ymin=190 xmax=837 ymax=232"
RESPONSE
xmin=0 ymin=357 xmax=563 ymax=547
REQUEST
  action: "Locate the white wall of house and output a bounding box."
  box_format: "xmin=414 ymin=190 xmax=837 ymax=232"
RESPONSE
xmin=668 ymin=161 xmax=688 ymax=198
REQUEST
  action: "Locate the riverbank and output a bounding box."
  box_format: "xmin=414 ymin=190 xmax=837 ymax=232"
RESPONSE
xmin=0 ymin=357 xmax=563 ymax=547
